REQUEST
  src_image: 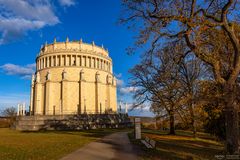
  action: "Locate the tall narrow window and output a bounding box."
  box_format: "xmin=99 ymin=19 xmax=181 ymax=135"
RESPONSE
xmin=93 ymin=58 xmax=96 ymax=68
xmin=49 ymin=57 xmax=52 ymax=67
xmin=84 ymin=56 xmax=86 ymax=67
xmin=45 ymin=57 xmax=48 ymax=68
xmin=89 ymin=57 xmax=91 ymax=67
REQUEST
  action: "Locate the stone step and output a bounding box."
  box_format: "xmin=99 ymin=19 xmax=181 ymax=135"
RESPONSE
xmin=16 ymin=120 xmax=45 ymax=125
xmin=15 ymin=124 xmax=46 ymax=131
xmin=17 ymin=115 xmax=68 ymax=121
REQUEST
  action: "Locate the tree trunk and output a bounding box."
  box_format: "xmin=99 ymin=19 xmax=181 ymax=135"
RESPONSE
xmin=191 ymin=118 xmax=197 ymax=138
xmin=224 ymin=84 xmax=239 ymax=154
xmin=169 ymin=109 xmax=175 ymax=135
xmin=190 ymin=103 xmax=197 ymax=138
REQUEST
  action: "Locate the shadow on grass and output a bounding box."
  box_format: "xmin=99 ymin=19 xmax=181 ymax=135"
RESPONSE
xmin=128 ymin=130 xmax=224 ymax=160
xmin=21 ymin=128 xmax=132 ymax=139
xmin=142 ymin=129 xmax=218 ymax=141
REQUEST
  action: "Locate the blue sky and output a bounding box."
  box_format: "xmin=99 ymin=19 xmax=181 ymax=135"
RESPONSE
xmin=0 ymin=0 xmax=154 ymax=117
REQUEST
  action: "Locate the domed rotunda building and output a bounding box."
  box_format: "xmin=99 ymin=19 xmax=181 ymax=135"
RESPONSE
xmin=30 ymin=38 xmax=117 ymax=115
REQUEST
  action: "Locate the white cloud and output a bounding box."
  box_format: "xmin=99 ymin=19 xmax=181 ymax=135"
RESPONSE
xmin=0 ymin=63 xmax=35 ymax=79
xmin=0 ymin=0 xmax=75 ymax=44
xmin=59 ymin=0 xmax=75 ymax=7
xmin=0 ymin=18 xmax=46 ymax=44
xmin=120 ymin=86 xmax=138 ymax=94
xmin=0 ymin=0 xmax=59 ymax=24
xmin=116 ymin=79 xmax=124 ymax=87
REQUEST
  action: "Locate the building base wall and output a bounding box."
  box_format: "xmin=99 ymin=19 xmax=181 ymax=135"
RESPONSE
xmin=15 ymin=114 xmax=131 ymax=131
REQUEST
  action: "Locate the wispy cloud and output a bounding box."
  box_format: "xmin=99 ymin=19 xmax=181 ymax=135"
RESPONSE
xmin=115 ymin=73 xmax=122 ymax=78
xmin=59 ymin=0 xmax=75 ymax=7
xmin=120 ymin=86 xmax=138 ymax=94
xmin=0 ymin=0 xmax=74 ymax=44
xmin=115 ymin=73 xmax=124 ymax=87
xmin=116 ymin=79 xmax=124 ymax=87
xmin=0 ymin=63 xmax=35 ymax=79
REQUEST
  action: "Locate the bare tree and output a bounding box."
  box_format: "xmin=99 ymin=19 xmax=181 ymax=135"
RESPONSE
xmin=1 ymin=107 xmax=17 ymax=127
xmin=121 ymin=0 xmax=240 ymax=154
xmin=1 ymin=107 xmax=17 ymax=117
xmin=130 ymin=43 xmax=184 ymax=135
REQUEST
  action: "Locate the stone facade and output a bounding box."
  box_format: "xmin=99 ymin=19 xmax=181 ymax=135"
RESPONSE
xmin=15 ymin=114 xmax=131 ymax=131
xmin=30 ymin=39 xmax=117 ymax=115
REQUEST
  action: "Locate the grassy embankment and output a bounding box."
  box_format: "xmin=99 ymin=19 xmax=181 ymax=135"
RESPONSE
xmin=129 ymin=129 xmax=224 ymax=160
xmin=0 ymin=128 xmax=124 ymax=160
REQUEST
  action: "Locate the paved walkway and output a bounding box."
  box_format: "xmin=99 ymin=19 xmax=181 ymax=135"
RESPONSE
xmin=60 ymin=132 xmax=140 ymax=160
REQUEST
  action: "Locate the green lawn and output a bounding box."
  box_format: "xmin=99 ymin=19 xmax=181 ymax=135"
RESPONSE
xmin=129 ymin=129 xmax=224 ymax=160
xmin=0 ymin=128 xmax=123 ymax=160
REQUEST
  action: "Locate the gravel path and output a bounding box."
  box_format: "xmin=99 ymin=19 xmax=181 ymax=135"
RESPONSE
xmin=60 ymin=132 xmax=140 ymax=160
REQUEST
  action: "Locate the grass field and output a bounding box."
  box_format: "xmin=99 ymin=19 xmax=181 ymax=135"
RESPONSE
xmin=0 ymin=128 xmax=122 ymax=160
xmin=129 ymin=129 xmax=224 ymax=160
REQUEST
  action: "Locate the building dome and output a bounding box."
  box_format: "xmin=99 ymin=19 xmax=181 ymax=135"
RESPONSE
xmin=30 ymin=38 xmax=117 ymax=115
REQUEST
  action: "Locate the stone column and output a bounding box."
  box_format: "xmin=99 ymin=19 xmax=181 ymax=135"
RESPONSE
xmin=95 ymin=72 xmax=100 ymax=114
xmin=30 ymin=74 xmax=35 ymax=115
xmin=79 ymin=70 xmax=86 ymax=114
xmin=19 ymin=104 xmax=22 ymax=116
xmin=46 ymin=57 xmax=48 ymax=68
xmin=106 ymin=75 xmax=111 ymax=111
xmin=76 ymin=56 xmax=80 ymax=66
xmin=17 ymin=104 xmax=20 ymax=116
xmin=79 ymin=70 xmax=85 ymax=114
xmin=34 ymin=72 xmax=43 ymax=115
xmin=44 ymin=70 xmax=53 ymax=115
xmin=125 ymin=103 xmax=128 ymax=114
xmin=23 ymin=102 xmax=25 ymax=116
xmin=110 ymin=77 xmax=117 ymax=112
xmin=61 ymin=69 xmax=68 ymax=114
xmin=51 ymin=56 xmax=54 ymax=67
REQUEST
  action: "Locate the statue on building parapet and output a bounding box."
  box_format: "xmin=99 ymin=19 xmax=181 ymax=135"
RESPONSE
xmin=80 ymin=69 xmax=85 ymax=81
xmin=46 ymin=70 xmax=51 ymax=81
xmin=62 ymin=69 xmax=67 ymax=80
xmin=107 ymin=75 xmax=112 ymax=84
xmin=31 ymin=74 xmax=35 ymax=84
xmin=96 ymin=72 xmax=100 ymax=82
xmin=112 ymin=76 xmax=115 ymax=86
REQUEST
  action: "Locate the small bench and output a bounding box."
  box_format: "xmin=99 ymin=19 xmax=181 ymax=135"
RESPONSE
xmin=141 ymin=136 xmax=156 ymax=149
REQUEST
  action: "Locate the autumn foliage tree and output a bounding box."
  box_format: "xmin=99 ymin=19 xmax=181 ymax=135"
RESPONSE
xmin=121 ymin=0 xmax=240 ymax=154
